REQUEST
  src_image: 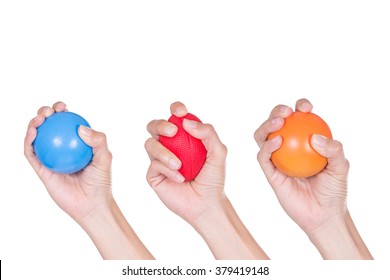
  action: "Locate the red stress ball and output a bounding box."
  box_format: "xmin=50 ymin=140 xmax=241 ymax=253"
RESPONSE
xmin=268 ymin=111 xmax=332 ymax=178
xmin=160 ymin=113 xmax=207 ymax=182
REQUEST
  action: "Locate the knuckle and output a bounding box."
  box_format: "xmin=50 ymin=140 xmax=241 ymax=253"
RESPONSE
xmin=105 ymin=150 xmax=113 ymax=161
xmin=254 ymin=129 xmax=260 ymax=141
xmin=331 ymin=140 xmax=344 ymax=153
xmin=146 ymin=119 xmax=158 ymax=132
xmin=344 ymin=158 xmax=350 ymax=170
xmin=254 ymin=122 xmax=267 ymax=142
xmin=256 ymin=150 xmax=262 ymax=162
xmin=203 ymin=123 xmax=215 ymax=134
xmin=144 ymin=137 xmax=154 ymax=150
xmin=150 ymin=159 xmax=160 ymax=169
xmin=97 ymin=132 xmax=107 ymax=143
xmin=146 ymin=120 xmax=154 ymax=131
xmin=23 ymin=148 xmax=28 ymax=158
xmin=219 ymin=143 xmax=228 ymax=156
xmin=156 ymin=120 xmax=166 ymax=133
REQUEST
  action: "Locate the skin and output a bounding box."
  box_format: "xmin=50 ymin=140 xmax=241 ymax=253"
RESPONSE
xmin=254 ymin=98 xmax=373 ymax=260
xmin=145 ymin=102 xmax=269 ymax=260
xmin=24 ymin=101 xmax=154 ymax=260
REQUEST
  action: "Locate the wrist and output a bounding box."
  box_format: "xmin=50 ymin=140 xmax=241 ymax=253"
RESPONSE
xmin=190 ymin=196 xmax=229 ymax=231
xmin=78 ymin=197 xmax=154 ymax=260
xmin=192 ymin=197 xmax=268 ymax=260
xmin=308 ymin=210 xmax=373 ymax=260
xmin=77 ymin=196 xmax=116 ymax=231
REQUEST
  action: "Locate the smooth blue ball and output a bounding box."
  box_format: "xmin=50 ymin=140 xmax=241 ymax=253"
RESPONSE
xmin=33 ymin=112 xmax=93 ymax=174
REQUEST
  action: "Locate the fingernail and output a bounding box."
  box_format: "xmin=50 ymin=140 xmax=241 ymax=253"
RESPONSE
xmin=175 ymin=173 xmax=185 ymax=183
xmin=41 ymin=107 xmax=54 ymax=117
xmin=301 ymin=102 xmax=311 ymax=111
xmin=280 ymin=106 xmax=289 ymax=113
xmin=183 ymin=119 xmax=198 ymax=129
xmin=175 ymin=108 xmax=187 ymax=116
xmin=271 ymin=117 xmax=283 ymax=126
xmin=270 ymin=135 xmax=282 ymax=145
xmin=312 ymin=134 xmax=327 ymax=147
xmin=79 ymin=125 xmax=92 ymax=136
xmin=165 ymin=125 xmax=176 ymax=136
xmin=168 ymin=158 xmax=181 ymax=170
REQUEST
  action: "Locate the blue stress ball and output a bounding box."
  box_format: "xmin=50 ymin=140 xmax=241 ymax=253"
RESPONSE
xmin=33 ymin=112 xmax=93 ymax=174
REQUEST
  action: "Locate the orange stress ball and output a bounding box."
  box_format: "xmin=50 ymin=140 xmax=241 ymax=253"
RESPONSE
xmin=268 ymin=112 xmax=332 ymax=178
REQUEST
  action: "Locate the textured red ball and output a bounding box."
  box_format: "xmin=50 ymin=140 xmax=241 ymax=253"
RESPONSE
xmin=159 ymin=113 xmax=207 ymax=182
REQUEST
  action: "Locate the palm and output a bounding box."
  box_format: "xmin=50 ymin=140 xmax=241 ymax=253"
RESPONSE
xmin=37 ymin=163 xmax=111 ymax=221
xmin=270 ymin=169 xmax=347 ymax=233
xmin=152 ymin=160 xmax=225 ymax=223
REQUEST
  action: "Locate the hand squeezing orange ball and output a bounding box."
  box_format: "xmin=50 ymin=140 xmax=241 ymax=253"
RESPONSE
xmin=268 ymin=111 xmax=332 ymax=177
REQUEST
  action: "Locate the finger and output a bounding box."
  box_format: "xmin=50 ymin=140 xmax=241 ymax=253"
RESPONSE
xmin=27 ymin=113 xmax=46 ymax=130
xmin=37 ymin=106 xmax=55 ymax=118
xmin=257 ymin=135 xmax=283 ymax=182
xmin=170 ymin=101 xmax=188 ymax=117
xmin=25 ymin=114 xmax=46 ymax=146
xmin=144 ymin=137 xmax=181 ymax=170
xmin=295 ymin=98 xmax=313 ymax=113
xmin=52 ymin=101 xmax=67 ymax=112
xmin=254 ymin=105 xmax=293 ymax=148
xmin=254 ymin=117 xmax=285 ymax=148
xmin=25 ymin=116 xmax=43 ymax=146
xmin=182 ymin=119 xmax=227 ymax=165
xmin=268 ymin=104 xmax=293 ymax=120
xmin=25 ymin=112 xmax=53 ymax=175
xmin=147 ymin=160 xmax=185 ymax=187
xmin=24 ymin=125 xmax=45 ymax=174
xmin=311 ymin=135 xmax=350 ymax=175
xmin=78 ymin=126 xmax=112 ymax=168
xmin=147 ymin=119 xmax=178 ymax=140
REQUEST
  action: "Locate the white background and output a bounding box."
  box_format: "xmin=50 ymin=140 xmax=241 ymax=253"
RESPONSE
xmin=0 ymin=0 xmax=389 ymax=279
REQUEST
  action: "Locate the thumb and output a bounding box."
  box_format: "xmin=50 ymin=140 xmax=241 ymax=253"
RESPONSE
xmin=182 ymin=119 xmax=227 ymax=166
xmin=78 ymin=125 xmax=112 ymax=167
xmin=311 ymin=134 xmax=349 ymax=175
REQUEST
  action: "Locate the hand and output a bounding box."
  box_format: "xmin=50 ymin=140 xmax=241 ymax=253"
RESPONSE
xmin=254 ymin=98 xmax=348 ymax=234
xmin=25 ymin=101 xmax=154 ymax=260
xmin=144 ymin=101 xmax=227 ymax=224
xmin=24 ymin=101 xmax=112 ymax=224
xmin=254 ymin=98 xmax=372 ymax=259
xmin=145 ymin=102 xmax=268 ymax=259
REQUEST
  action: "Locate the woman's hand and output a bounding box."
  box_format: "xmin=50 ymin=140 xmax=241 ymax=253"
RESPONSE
xmin=254 ymin=98 xmax=372 ymax=259
xmin=25 ymin=101 xmax=153 ymax=259
xmin=24 ymin=101 xmax=112 ymax=223
xmin=145 ymin=102 xmax=268 ymax=259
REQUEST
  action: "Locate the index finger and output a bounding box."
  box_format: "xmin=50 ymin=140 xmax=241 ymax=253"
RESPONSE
xmin=147 ymin=119 xmax=178 ymax=140
xmin=254 ymin=104 xmax=293 ymax=148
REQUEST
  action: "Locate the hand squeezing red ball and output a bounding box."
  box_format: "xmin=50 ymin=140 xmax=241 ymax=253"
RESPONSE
xmin=144 ymin=102 xmax=269 ymax=260
xmin=144 ymin=101 xmax=227 ymax=223
xmin=159 ymin=113 xmax=207 ymax=181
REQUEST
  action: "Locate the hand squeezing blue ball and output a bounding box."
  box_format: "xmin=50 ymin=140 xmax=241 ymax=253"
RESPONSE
xmin=33 ymin=112 xmax=93 ymax=174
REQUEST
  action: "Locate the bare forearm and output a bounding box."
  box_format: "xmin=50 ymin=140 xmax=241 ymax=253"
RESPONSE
xmin=192 ymin=198 xmax=269 ymax=260
xmin=345 ymin=210 xmax=373 ymax=259
xmin=308 ymin=210 xmax=373 ymax=260
xmin=79 ymin=198 xmax=154 ymax=260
